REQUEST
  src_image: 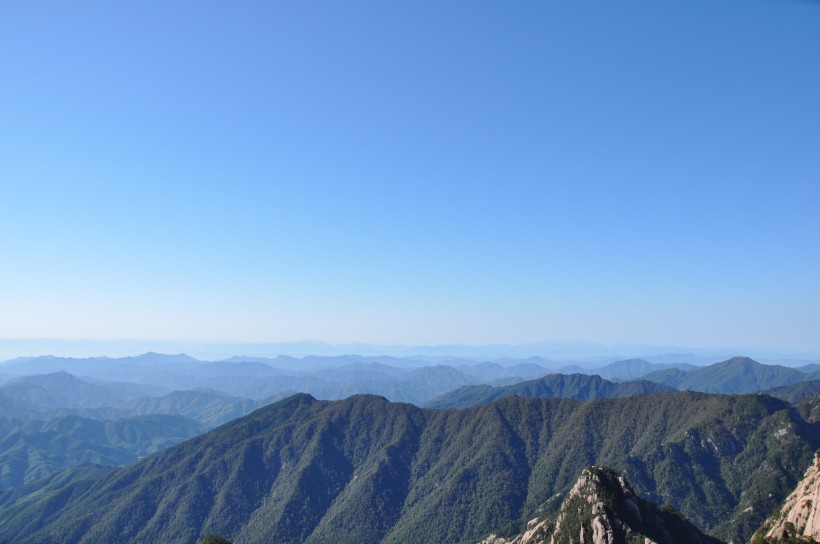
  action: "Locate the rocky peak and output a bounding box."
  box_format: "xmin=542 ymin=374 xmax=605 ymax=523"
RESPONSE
xmin=751 ymin=452 xmax=820 ymax=543
xmin=479 ymin=465 xmax=723 ymax=544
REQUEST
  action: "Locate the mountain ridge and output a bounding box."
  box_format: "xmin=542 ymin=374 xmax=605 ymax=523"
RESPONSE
xmin=0 ymin=391 xmax=816 ymax=543
xmin=479 ymin=465 xmax=723 ymax=544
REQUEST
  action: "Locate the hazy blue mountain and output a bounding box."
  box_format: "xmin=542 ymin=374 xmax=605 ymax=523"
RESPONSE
xmin=120 ymin=390 xmax=283 ymax=428
xmin=640 ymin=367 xmax=689 ymax=387
xmin=0 ymin=352 xmax=201 ymax=376
xmin=0 ymin=372 xmax=151 ymax=418
xmin=641 ymin=357 xmax=810 ymax=394
xmin=0 ymin=353 xmax=204 ymax=385
xmin=595 ymin=358 xmax=697 ymax=381
xmin=0 ymin=391 xmax=813 ymax=544
xmin=0 ymin=413 xmax=203 ymax=488
xmin=641 ymin=353 xmax=725 ymax=366
xmin=321 ymin=362 xmax=409 ymax=378
xmin=454 ymin=361 xmax=548 ymax=382
xmin=424 ymin=373 xmax=675 ymax=409
xmin=193 ymin=361 xmax=286 ymax=377
xmin=225 ymin=354 xmax=430 ymax=372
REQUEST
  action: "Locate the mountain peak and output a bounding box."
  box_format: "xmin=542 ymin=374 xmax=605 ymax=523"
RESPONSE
xmin=751 ymin=451 xmax=820 ymax=543
xmin=480 ymin=465 xmax=723 ymax=544
xmin=723 ymin=356 xmax=760 ymax=366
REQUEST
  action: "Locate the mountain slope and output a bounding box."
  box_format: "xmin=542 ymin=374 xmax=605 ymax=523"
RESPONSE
xmin=595 ymin=358 xmax=696 ymax=381
xmin=764 ymin=380 xmax=820 ymax=406
xmin=0 ymin=414 xmax=204 ymax=488
xmin=480 ymin=465 xmax=723 ymax=544
xmin=120 ymin=390 xmax=267 ymax=428
xmin=751 ymin=452 xmax=820 ymax=543
xmin=424 ymin=373 xmax=674 ymax=409
xmin=0 ymin=392 xmax=815 ymax=544
xmin=642 ymin=357 xmax=809 ymax=394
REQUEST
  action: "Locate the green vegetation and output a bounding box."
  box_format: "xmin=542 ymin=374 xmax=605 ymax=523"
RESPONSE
xmin=0 ymin=391 xmax=816 ymax=544
xmin=199 ymin=534 xmax=232 ymax=544
xmin=765 ymin=380 xmax=820 ymax=405
xmin=424 ymin=373 xmax=674 ymax=408
xmin=641 ymin=357 xmax=811 ymax=394
xmin=0 ymin=414 xmax=203 ymax=488
xmin=536 ymin=465 xmax=722 ymax=543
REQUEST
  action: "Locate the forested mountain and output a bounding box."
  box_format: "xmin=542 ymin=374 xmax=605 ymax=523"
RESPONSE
xmin=762 ymin=380 xmax=820 ymax=405
xmin=119 ymin=390 xmax=278 ymax=428
xmin=424 ymin=373 xmax=674 ymax=409
xmin=0 ymin=414 xmax=203 ymax=488
xmin=0 ymin=391 xmax=816 ymax=544
xmin=641 ymin=357 xmax=813 ymax=394
xmin=479 ymin=465 xmax=722 ymax=544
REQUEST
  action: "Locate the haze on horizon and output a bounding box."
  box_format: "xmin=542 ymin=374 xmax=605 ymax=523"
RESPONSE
xmin=1 ymin=0 xmax=818 ymax=351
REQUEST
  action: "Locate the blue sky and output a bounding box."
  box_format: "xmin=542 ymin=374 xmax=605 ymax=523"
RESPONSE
xmin=1 ymin=0 xmax=818 ymax=351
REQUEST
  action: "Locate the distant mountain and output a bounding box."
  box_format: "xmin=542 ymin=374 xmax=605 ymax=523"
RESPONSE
xmin=641 ymin=357 xmax=811 ymax=394
xmin=455 ymin=361 xmax=551 ymax=382
xmin=424 ymin=373 xmax=674 ymax=409
xmin=0 ymin=413 xmax=203 ymax=488
xmin=0 ymin=392 xmax=815 ymax=543
xmin=120 ymin=390 xmax=284 ymax=428
xmin=595 ymin=358 xmax=696 ymax=381
xmin=641 ymin=367 xmax=691 ymax=387
xmin=0 ymin=372 xmax=151 ymax=418
xmin=0 ymin=352 xmax=201 ymax=375
xmin=0 ymin=355 xmax=481 ymax=405
xmin=751 ymin=452 xmax=820 ymax=543
xmin=762 ymin=380 xmax=820 ymax=405
xmin=479 ymin=465 xmax=722 ymax=544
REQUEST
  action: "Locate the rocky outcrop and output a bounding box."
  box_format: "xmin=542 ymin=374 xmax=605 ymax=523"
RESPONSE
xmin=479 ymin=466 xmax=723 ymax=544
xmin=751 ymin=452 xmax=820 ymax=543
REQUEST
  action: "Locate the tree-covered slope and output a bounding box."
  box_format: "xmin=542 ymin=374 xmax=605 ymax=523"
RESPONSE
xmin=641 ymin=357 xmax=810 ymax=394
xmin=763 ymin=380 xmax=820 ymax=405
xmin=424 ymin=373 xmax=674 ymax=409
xmin=0 ymin=414 xmax=204 ymax=488
xmin=0 ymin=392 xmax=816 ymax=544
xmin=119 ymin=390 xmax=269 ymax=428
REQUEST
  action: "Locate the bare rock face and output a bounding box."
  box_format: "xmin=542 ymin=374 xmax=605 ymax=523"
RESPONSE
xmin=478 ymin=466 xmax=723 ymax=544
xmin=751 ymin=452 xmax=820 ymax=543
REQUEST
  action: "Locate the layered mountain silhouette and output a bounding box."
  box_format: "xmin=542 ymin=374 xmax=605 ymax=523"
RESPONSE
xmin=0 ymin=391 xmax=816 ymax=543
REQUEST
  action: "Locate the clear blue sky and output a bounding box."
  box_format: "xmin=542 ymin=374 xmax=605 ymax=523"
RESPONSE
xmin=1 ymin=0 xmax=818 ymax=351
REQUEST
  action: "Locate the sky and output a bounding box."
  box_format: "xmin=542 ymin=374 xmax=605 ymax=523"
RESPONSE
xmin=1 ymin=0 xmax=819 ymax=354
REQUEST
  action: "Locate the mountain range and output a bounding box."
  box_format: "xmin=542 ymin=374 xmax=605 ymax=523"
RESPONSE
xmin=0 ymin=391 xmax=816 ymax=543
xmin=424 ymin=373 xmax=675 ymax=409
